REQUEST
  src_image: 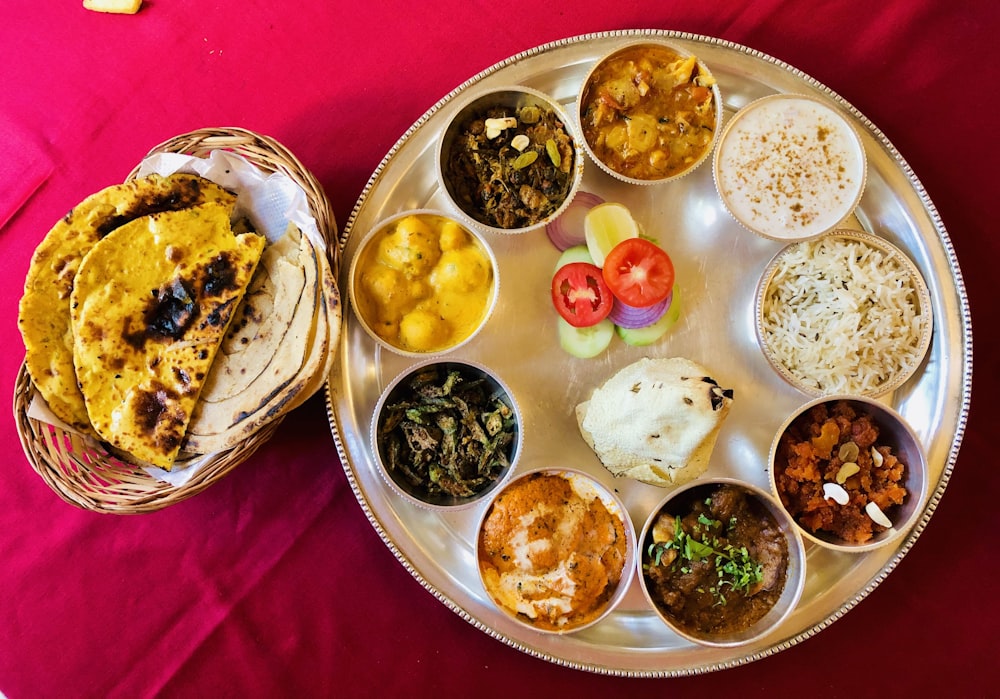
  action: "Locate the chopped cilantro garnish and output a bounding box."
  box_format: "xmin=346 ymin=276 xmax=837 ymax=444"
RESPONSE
xmin=646 ymin=510 xmax=764 ymax=605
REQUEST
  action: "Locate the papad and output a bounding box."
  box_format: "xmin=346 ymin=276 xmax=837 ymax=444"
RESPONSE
xmin=577 ymin=357 xmax=734 ymax=487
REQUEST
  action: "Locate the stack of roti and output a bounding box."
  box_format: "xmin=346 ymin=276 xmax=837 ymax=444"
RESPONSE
xmin=576 ymin=357 xmax=734 ymax=487
xmin=18 ymin=172 xmax=341 ymax=471
xmin=184 ymin=219 xmax=340 ymax=453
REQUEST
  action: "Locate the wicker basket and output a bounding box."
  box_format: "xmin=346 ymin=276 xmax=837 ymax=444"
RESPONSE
xmin=12 ymin=127 xmax=337 ymax=514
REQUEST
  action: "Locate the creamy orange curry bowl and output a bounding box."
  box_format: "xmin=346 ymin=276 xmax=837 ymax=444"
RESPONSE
xmin=475 ymin=468 xmax=635 ymax=634
xmin=349 ymin=210 xmax=499 ymax=356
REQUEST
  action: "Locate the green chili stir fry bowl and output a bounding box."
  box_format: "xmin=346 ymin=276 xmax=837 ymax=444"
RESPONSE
xmin=370 ymin=359 xmax=523 ymax=511
xmin=637 ymin=478 xmax=806 ymax=648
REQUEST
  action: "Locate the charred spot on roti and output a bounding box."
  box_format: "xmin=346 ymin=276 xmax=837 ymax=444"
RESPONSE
xmin=133 ymin=380 xmax=183 ymax=438
xmin=204 ymin=297 xmax=238 ymax=328
xmin=203 ymin=253 xmax=242 ymax=297
xmin=94 ymin=178 xmax=232 ymax=239
xmin=142 ymin=279 xmax=197 ymax=342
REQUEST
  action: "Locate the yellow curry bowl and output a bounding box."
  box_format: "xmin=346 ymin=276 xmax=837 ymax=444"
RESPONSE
xmin=348 ymin=209 xmax=500 ymax=357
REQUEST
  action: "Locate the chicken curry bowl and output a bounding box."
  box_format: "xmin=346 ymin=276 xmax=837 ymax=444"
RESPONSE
xmin=638 ymin=479 xmax=805 ymax=647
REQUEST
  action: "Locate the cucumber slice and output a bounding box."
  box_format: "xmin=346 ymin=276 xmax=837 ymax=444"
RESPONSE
xmin=553 ymin=244 xmax=596 ymax=273
xmin=616 ymin=287 xmax=682 ymax=346
xmin=584 ymin=202 xmax=639 ymax=267
xmin=558 ymin=317 xmax=615 ymax=358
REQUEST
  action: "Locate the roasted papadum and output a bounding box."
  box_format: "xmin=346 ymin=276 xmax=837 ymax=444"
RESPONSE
xmin=70 ymin=201 xmax=265 ymax=468
xmin=18 ymin=173 xmax=236 ymax=433
xmin=577 ymin=357 xmax=734 ymax=487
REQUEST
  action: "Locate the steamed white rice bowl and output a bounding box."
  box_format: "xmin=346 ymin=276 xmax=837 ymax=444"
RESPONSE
xmin=759 ymin=234 xmax=929 ymax=396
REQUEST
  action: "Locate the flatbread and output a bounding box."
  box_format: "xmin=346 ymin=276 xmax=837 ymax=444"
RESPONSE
xmin=70 ymin=201 xmax=265 ymax=468
xmin=198 ymin=223 xmax=310 ymax=403
xmin=285 ymin=252 xmax=341 ymax=412
xmin=576 ymin=357 xmax=734 ymax=487
xmin=183 ymin=225 xmax=342 ymax=453
xmin=18 ymin=173 xmax=236 ymax=434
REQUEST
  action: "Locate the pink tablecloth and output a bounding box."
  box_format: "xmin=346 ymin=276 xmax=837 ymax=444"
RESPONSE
xmin=1 ymin=1 xmax=995 ymax=696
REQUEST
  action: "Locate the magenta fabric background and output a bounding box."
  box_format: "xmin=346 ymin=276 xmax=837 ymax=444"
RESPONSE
xmin=1 ymin=1 xmax=996 ymax=697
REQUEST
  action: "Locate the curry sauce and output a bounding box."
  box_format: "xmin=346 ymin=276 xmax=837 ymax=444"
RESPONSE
xmin=580 ymin=44 xmax=717 ymax=181
xmin=478 ymin=472 xmax=628 ymax=632
xmin=354 ymin=213 xmax=494 ymax=353
xmin=643 ymin=484 xmax=789 ymax=637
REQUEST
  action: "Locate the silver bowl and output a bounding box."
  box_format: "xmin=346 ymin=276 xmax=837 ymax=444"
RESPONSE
xmin=348 ymin=209 xmax=499 ymax=357
xmin=637 ymin=478 xmax=806 ymax=647
xmin=754 ymin=229 xmax=933 ymax=398
xmin=370 ymin=359 xmax=522 ymax=510
xmin=437 ymin=84 xmax=584 ymax=235
xmin=713 ymin=93 xmax=867 ymax=242
xmin=768 ymin=395 xmax=929 ymax=553
xmin=475 ymin=467 xmax=635 ymax=634
xmin=576 ymin=39 xmax=723 ymax=185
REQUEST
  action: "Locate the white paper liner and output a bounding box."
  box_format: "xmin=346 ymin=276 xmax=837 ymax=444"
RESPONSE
xmin=28 ymin=150 xmax=321 ymax=487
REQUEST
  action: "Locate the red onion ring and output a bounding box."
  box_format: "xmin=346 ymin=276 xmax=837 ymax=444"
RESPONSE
xmin=609 ymin=291 xmax=673 ymax=329
xmin=545 ymin=190 xmax=605 ymax=250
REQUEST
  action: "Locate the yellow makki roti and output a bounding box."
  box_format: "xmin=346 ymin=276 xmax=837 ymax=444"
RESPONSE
xmin=18 ymin=173 xmax=237 ymax=435
xmin=70 ymin=202 xmax=265 ymax=468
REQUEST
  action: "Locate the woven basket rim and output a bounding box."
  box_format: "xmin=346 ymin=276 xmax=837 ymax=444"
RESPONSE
xmin=14 ymin=126 xmax=338 ymax=514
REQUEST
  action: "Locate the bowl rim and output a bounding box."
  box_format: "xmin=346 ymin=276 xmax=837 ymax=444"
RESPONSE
xmin=347 ymin=208 xmax=500 ymax=358
xmin=575 ymin=38 xmax=724 ymax=186
xmin=635 ymin=476 xmax=807 ymax=648
xmin=767 ymin=394 xmax=930 ymax=553
xmin=712 ymin=92 xmax=869 ymax=242
xmin=474 ymin=466 xmax=637 ymax=635
xmin=753 ymin=228 xmax=934 ymax=398
xmin=435 ymin=83 xmax=585 ymax=235
xmin=368 ymin=357 xmax=522 ymax=511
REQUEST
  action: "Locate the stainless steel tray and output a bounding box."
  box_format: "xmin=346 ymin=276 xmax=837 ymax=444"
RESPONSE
xmin=325 ymin=29 xmax=972 ymax=676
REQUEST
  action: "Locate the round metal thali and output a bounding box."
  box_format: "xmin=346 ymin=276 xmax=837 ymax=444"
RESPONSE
xmin=325 ymin=30 xmax=972 ymax=675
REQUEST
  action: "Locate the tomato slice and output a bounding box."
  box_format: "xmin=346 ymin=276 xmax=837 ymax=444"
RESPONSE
xmin=602 ymin=238 xmax=675 ymax=308
xmin=551 ymin=261 xmax=614 ymax=327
